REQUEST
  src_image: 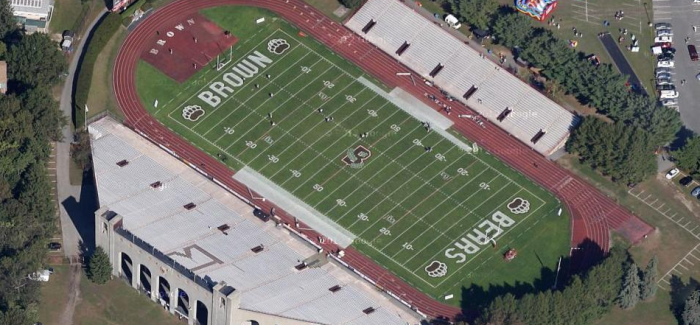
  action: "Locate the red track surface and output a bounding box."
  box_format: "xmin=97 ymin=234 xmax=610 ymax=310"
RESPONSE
xmin=113 ymin=0 xmax=654 ymax=320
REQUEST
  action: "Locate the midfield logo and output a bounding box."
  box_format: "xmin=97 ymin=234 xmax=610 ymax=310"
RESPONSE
xmin=342 ymin=145 xmax=372 ymax=169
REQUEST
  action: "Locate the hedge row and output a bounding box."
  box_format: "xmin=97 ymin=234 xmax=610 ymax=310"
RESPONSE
xmin=74 ymin=12 xmax=122 ymax=128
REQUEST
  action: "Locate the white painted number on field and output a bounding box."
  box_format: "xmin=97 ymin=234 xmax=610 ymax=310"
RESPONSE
xmin=402 ymin=242 xmax=414 ymax=250
xmin=439 ymin=171 xmax=450 ymax=180
xmin=412 ymin=139 xmax=423 ymax=147
xmin=224 ymin=127 xmax=234 ymax=135
xmin=245 ymin=141 xmax=257 ymax=149
xmin=313 ymin=184 xmax=324 ymax=192
xmin=268 ymin=155 xmax=279 ymax=163
xmin=290 ymin=169 xmax=301 ymax=178
xmin=367 ymin=109 xmax=378 ymax=118
xmin=264 ymin=136 xmax=274 ymax=145
xmin=301 ymin=66 xmax=311 ymax=74
xmin=479 ymin=182 xmax=491 ymax=190
xmin=323 ymin=80 xmax=335 ymax=89
xmin=435 ymin=153 xmax=446 ymax=162
xmin=358 ymin=213 xmax=369 ymax=221
xmin=318 ymin=92 xmax=329 ymax=101
xmin=336 ymin=199 xmax=347 ymax=207
xmin=457 ymin=168 xmax=469 ymax=176
xmin=384 ymin=215 xmax=397 ymax=224
xmin=390 ymin=124 xmax=401 ymax=133
xmin=379 ymin=227 xmax=391 ymax=236
xmin=346 ymin=95 xmax=357 ymax=103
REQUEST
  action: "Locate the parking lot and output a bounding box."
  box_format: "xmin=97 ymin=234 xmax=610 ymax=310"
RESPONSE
xmin=653 ymin=0 xmax=700 ymax=133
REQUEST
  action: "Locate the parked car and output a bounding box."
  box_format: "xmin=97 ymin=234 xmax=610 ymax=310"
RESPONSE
xmin=697 ymin=72 xmax=700 ymax=81
xmin=689 ymin=44 xmax=699 ymax=61
xmin=655 ymin=35 xmax=673 ymax=43
xmin=657 ymin=80 xmax=673 ymax=86
xmin=656 ymin=72 xmax=673 ymax=80
xmin=661 ymin=98 xmax=679 ymax=106
xmin=666 ymin=168 xmax=680 ymax=179
xmin=655 ymin=22 xmax=672 ymax=30
xmin=680 ymin=176 xmax=693 ymax=187
xmin=657 ymin=59 xmax=675 ymax=68
xmin=658 ymin=53 xmax=675 ymax=61
xmin=656 ymin=68 xmax=673 ymax=76
xmin=657 ymin=29 xmax=674 ymax=37
xmin=660 ymin=90 xmax=679 ymax=99
xmin=662 ymin=47 xmax=677 ymax=54
xmin=48 ymin=242 xmax=61 ymax=251
xmin=656 ymin=42 xmax=673 ymax=48
xmin=692 ymin=186 xmax=700 ymax=197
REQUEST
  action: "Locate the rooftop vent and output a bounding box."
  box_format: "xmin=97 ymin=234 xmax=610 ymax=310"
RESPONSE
xmin=429 ymin=63 xmax=444 ymax=78
xmin=116 ymin=159 xmax=129 ymax=167
xmin=463 ymin=85 xmax=478 ymax=100
xmin=150 ymin=181 xmax=162 ymax=189
xmin=329 ymin=285 xmax=342 ymax=293
xmin=363 ymin=307 xmax=375 ymax=314
xmin=396 ymin=41 xmax=410 ymax=56
xmin=251 ymin=244 xmax=264 ymax=253
xmin=184 ymin=202 xmax=196 ymax=210
xmin=497 ymin=107 xmax=512 ymax=122
xmin=217 ymin=224 xmax=230 ymax=235
xmin=362 ymin=19 xmax=376 ymax=34
xmin=531 ymin=129 xmax=547 ymax=144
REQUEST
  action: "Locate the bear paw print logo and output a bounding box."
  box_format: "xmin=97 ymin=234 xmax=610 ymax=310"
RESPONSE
xmin=425 ymin=261 xmax=448 ymax=278
xmin=182 ymin=105 xmax=205 ymax=122
xmin=267 ymin=38 xmax=290 ymax=55
xmin=507 ymin=198 xmax=530 ymax=214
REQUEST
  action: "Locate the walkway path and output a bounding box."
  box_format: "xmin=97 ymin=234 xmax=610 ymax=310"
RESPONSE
xmin=112 ymin=0 xmax=655 ymax=320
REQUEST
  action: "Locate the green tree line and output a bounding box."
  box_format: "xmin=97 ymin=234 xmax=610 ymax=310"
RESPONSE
xmin=0 ymin=1 xmax=67 ymax=324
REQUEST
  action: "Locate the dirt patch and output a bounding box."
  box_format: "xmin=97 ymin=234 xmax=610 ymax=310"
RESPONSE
xmin=58 ymin=263 xmax=82 ymax=325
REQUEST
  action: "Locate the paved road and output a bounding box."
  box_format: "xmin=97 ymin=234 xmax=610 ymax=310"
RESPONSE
xmin=600 ymin=33 xmax=646 ymax=94
xmin=653 ymin=0 xmax=700 ymax=133
xmin=56 ymin=8 xmax=108 ymax=259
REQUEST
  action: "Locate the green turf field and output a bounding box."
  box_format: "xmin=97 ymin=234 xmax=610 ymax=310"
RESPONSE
xmin=135 ymin=6 xmax=570 ymax=304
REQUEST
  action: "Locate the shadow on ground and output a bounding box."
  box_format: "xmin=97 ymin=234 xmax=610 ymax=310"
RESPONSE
xmin=61 ymin=170 xmax=99 ymax=257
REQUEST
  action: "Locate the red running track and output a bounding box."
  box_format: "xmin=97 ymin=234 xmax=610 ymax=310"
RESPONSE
xmin=112 ymin=0 xmax=654 ymax=320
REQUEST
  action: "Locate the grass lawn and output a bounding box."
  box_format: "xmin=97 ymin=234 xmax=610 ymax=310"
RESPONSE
xmin=50 ymin=0 xmax=87 ymax=34
xmin=38 ymin=265 xmax=72 ymax=323
xmin=302 ymin=0 xmax=349 ymax=22
xmin=86 ymin=27 xmax=127 ymax=121
xmin=133 ymin=6 xmax=569 ymax=305
xmin=595 ymin=289 xmax=678 ymax=325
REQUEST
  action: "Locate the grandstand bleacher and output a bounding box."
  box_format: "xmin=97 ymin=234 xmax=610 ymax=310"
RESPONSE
xmin=345 ymin=0 xmax=579 ymax=156
xmin=89 ymin=117 xmax=419 ymax=325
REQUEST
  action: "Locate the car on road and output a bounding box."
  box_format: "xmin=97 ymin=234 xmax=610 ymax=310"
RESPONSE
xmin=692 ymin=186 xmax=700 ymax=197
xmin=680 ymin=176 xmax=693 ymax=187
xmin=655 ymin=22 xmax=672 ymax=30
xmin=666 ymin=168 xmax=680 ymax=179
xmin=658 ymin=59 xmax=675 ymax=68
xmin=47 ymin=242 xmax=61 ymax=251
xmin=689 ymin=45 xmax=699 ymax=61
xmin=697 ymin=72 xmax=700 ymax=81
xmin=661 ymin=98 xmax=679 ymax=106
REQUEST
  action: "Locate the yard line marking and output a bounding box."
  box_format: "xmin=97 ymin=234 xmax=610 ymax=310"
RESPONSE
xmin=220 ymin=65 xmax=337 ymax=149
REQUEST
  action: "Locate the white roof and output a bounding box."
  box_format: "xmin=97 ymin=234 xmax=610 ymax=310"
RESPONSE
xmin=345 ymin=0 xmax=578 ymax=155
xmin=10 ymin=0 xmax=53 ymax=16
xmin=89 ymin=117 xmax=420 ymax=325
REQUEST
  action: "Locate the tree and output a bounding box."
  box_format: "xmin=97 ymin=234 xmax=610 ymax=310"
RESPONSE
xmin=683 ymin=290 xmax=700 ymax=325
xmin=87 ymin=247 xmax=112 ymax=284
xmin=70 ymin=130 xmax=92 ymax=171
xmin=618 ymin=263 xmax=641 ymax=309
xmin=675 ymin=135 xmax=700 ymax=176
xmin=640 ymin=256 xmax=658 ymax=301
xmin=7 ymin=33 xmax=67 ymax=89
xmin=0 ymin=0 xmax=16 ymax=41
xmin=448 ymin=0 xmax=499 ymax=30
xmin=491 ymin=11 xmax=532 ymax=48
xmin=339 ymin=0 xmax=363 ymax=9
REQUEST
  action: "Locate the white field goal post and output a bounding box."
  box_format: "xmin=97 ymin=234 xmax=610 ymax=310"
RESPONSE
xmin=215 ymin=46 xmax=234 ymax=71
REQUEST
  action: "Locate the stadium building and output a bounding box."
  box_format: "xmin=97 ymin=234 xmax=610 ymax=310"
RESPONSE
xmin=345 ymin=0 xmax=579 ymax=156
xmin=90 ymin=117 xmax=421 ymax=325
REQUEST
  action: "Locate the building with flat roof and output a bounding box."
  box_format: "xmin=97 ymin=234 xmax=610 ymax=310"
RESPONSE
xmin=90 ymin=117 xmax=421 ymax=325
xmin=345 ymin=0 xmax=579 ymax=156
xmin=10 ymin=0 xmax=53 ymax=33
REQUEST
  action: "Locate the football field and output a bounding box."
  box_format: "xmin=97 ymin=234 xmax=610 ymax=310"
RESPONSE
xmin=136 ymin=6 xmax=569 ymax=302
